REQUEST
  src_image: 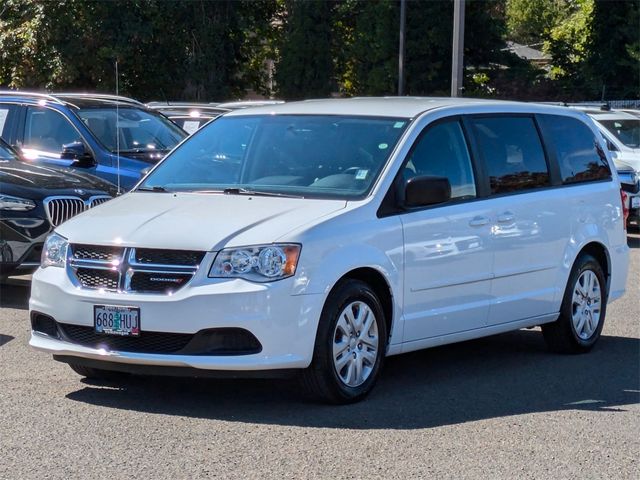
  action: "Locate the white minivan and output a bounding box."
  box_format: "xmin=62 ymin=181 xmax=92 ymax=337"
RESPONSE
xmin=29 ymin=98 xmax=629 ymax=403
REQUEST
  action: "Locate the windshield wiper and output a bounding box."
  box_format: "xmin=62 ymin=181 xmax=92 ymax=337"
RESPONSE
xmin=222 ymin=187 xmax=303 ymax=199
xmin=137 ymin=186 xmax=171 ymax=193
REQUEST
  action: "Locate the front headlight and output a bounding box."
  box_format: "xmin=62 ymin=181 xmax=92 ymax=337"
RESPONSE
xmin=209 ymin=244 xmax=301 ymax=282
xmin=0 ymin=194 xmax=36 ymax=211
xmin=41 ymin=233 xmax=68 ymax=268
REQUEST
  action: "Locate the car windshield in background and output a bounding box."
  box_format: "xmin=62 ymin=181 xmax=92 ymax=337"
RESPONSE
xmin=140 ymin=115 xmax=409 ymax=199
xmin=599 ymin=119 xmax=640 ymax=148
xmin=76 ymin=107 xmax=186 ymax=153
xmin=0 ymin=143 xmax=18 ymax=161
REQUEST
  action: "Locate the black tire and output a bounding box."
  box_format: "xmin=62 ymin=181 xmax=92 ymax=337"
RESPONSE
xmin=542 ymin=254 xmax=607 ymax=353
xmin=300 ymin=279 xmax=387 ymax=404
xmin=68 ymin=363 xmax=128 ymax=381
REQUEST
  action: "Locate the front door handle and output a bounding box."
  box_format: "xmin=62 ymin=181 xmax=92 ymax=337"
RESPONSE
xmin=469 ymin=216 xmax=490 ymax=227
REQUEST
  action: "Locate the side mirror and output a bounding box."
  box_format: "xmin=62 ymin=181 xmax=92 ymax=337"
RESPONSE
xmin=61 ymin=141 xmax=95 ymax=168
xmin=404 ymin=175 xmax=451 ymax=207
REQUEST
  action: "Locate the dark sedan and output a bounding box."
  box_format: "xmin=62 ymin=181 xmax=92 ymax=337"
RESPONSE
xmin=0 ymin=140 xmax=118 ymax=278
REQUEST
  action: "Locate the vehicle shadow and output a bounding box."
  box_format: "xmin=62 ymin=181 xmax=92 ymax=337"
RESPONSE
xmin=0 ymin=277 xmax=31 ymax=310
xmin=66 ymin=330 xmax=640 ymax=430
xmin=0 ymin=334 xmax=14 ymax=347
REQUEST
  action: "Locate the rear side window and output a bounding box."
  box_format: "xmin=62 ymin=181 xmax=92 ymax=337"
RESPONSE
xmin=0 ymin=104 xmax=17 ymax=141
xmin=405 ymin=120 xmax=476 ymax=200
xmin=539 ymin=115 xmax=611 ymax=184
xmin=470 ymin=116 xmax=550 ymax=194
xmin=24 ymin=107 xmax=81 ymax=153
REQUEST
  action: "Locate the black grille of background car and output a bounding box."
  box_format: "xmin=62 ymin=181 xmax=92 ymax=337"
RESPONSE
xmin=68 ymin=245 xmax=205 ymax=294
xmin=29 ymin=313 xmax=263 ymax=356
xmin=44 ymin=196 xmax=112 ymax=227
xmin=89 ymin=197 xmax=111 ymax=208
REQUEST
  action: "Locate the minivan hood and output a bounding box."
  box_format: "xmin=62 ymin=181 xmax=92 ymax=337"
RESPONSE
xmin=56 ymin=192 xmax=347 ymax=251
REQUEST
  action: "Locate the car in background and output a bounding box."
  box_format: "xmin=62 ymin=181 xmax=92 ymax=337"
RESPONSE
xmin=0 ymin=92 xmax=187 ymax=190
xmin=147 ymin=100 xmax=285 ymax=134
xmin=146 ymin=102 xmax=230 ymax=134
xmin=576 ymin=106 xmax=640 ymax=227
xmin=214 ymin=100 xmax=285 ymax=110
xmin=0 ymin=138 xmax=117 ymax=278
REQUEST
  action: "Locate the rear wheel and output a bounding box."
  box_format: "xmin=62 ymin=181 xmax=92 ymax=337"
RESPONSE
xmin=542 ymin=254 xmax=607 ymax=353
xmin=300 ymin=279 xmax=387 ymax=404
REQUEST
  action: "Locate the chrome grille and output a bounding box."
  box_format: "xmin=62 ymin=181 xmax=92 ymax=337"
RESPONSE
xmin=44 ymin=195 xmax=112 ymax=227
xmin=68 ymin=245 xmax=204 ymax=294
xmin=89 ymin=196 xmax=111 ymax=208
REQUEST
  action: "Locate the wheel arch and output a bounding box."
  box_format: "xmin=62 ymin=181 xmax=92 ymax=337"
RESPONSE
xmin=577 ymin=241 xmax=611 ymax=295
xmin=331 ymin=267 xmax=395 ymax=348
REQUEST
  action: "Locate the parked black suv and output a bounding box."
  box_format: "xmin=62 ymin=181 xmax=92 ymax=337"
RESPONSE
xmin=0 ymin=138 xmax=117 ymax=278
xmin=0 ymin=92 xmax=187 ymax=190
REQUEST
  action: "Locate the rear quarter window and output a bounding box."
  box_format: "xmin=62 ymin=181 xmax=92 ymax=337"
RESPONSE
xmin=538 ymin=114 xmax=612 ymax=184
xmin=0 ymin=104 xmax=17 ymax=141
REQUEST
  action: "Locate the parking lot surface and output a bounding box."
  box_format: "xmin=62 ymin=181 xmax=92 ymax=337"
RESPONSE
xmin=1 ymin=234 xmax=638 ymax=479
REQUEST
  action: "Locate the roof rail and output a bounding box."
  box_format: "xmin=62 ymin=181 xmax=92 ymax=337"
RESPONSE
xmin=0 ymin=90 xmax=67 ymax=106
xmin=55 ymin=93 xmax=145 ymax=107
xmin=565 ymin=101 xmax=611 ymax=111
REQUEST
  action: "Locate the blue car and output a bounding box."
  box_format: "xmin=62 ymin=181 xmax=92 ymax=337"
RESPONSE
xmin=0 ymin=92 xmax=187 ymax=190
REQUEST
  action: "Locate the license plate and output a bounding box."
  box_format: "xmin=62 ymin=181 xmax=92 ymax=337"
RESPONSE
xmin=94 ymin=305 xmax=140 ymax=336
xmin=632 ymin=197 xmax=640 ymax=209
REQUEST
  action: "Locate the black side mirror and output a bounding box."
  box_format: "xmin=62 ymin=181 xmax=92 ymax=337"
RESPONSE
xmin=61 ymin=141 xmax=95 ymax=168
xmin=404 ymin=175 xmax=451 ymax=207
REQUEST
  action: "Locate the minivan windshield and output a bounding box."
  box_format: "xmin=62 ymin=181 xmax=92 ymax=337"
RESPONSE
xmin=599 ymin=119 xmax=640 ymax=148
xmin=76 ymin=107 xmax=186 ymax=153
xmin=139 ymin=115 xmax=409 ymax=199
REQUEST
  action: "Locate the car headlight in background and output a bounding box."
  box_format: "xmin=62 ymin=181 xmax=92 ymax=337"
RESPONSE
xmin=0 ymin=194 xmax=36 ymax=211
xmin=209 ymin=244 xmax=301 ymax=282
xmin=41 ymin=233 xmax=68 ymax=268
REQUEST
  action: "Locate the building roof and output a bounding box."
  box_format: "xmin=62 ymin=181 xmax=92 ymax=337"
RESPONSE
xmin=504 ymin=41 xmax=550 ymax=62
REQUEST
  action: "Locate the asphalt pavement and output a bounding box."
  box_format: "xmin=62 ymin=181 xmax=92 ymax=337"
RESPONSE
xmin=0 ymin=234 xmax=638 ymax=479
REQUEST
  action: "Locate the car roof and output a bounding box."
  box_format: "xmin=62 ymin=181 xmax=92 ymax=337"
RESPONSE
xmin=146 ymin=102 xmax=230 ymax=116
xmin=584 ymin=110 xmax=640 ymax=121
xmin=0 ymin=91 xmax=146 ymax=109
xmin=216 ymin=100 xmax=285 ymax=109
xmin=224 ymin=96 xmax=571 ymax=119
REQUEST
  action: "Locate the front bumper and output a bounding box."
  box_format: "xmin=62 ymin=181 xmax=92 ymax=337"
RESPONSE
xmin=29 ymin=266 xmax=326 ymax=371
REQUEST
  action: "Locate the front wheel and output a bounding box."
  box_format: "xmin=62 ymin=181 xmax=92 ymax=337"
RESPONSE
xmin=300 ymin=279 xmax=387 ymax=404
xmin=542 ymin=254 xmax=607 ymax=353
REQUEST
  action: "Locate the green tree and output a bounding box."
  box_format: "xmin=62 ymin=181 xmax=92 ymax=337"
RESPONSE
xmin=505 ymin=0 xmax=569 ymax=45
xmin=586 ymin=0 xmax=640 ymax=99
xmin=0 ymin=0 xmax=278 ymax=101
xmin=275 ymin=0 xmax=335 ymax=100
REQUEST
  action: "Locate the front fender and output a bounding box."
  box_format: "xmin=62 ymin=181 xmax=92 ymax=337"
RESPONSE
xmin=290 ymin=213 xmax=404 ymax=345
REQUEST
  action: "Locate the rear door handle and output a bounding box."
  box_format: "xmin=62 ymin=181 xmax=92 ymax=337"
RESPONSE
xmin=497 ymin=211 xmax=515 ymax=223
xmin=469 ymin=216 xmax=490 ymax=227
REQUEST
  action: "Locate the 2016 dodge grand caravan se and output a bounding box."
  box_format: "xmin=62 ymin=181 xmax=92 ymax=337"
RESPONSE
xmin=29 ymin=98 xmax=629 ymax=404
